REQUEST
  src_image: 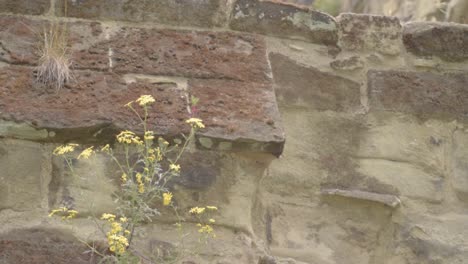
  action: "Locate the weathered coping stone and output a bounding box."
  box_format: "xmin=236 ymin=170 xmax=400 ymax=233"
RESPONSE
xmin=0 ymin=15 xmax=285 ymax=156
xmin=230 ymin=0 xmax=337 ymax=45
xmin=403 ymin=22 xmax=468 ymax=62
xmin=0 ymin=0 xmax=50 ymax=16
xmin=55 ymin=0 xmax=232 ymax=28
xmin=336 ymin=13 xmax=402 ymax=56
xmin=368 ymin=70 xmax=468 ymax=119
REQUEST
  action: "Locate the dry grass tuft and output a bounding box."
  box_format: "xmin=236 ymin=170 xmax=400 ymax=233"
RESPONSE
xmin=36 ymin=21 xmax=72 ymax=91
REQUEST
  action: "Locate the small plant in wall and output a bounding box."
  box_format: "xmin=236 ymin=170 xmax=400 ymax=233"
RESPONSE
xmin=36 ymin=0 xmax=72 ymax=91
xmin=49 ymin=95 xmax=217 ymax=263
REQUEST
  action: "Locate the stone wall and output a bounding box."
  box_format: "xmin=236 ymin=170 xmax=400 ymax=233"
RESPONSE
xmin=0 ymin=1 xmax=468 ymax=264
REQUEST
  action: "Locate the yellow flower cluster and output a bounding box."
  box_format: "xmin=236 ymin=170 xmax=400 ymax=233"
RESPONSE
xmin=116 ymin=130 xmax=143 ymax=145
xmin=136 ymin=173 xmax=145 ymax=193
xmin=101 ymin=213 xmax=130 ymax=255
xmin=48 ymin=207 xmax=78 ymax=220
xmin=77 ymin=146 xmax=94 ymax=159
xmin=148 ymin=147 xmax=163 ymax=162
xmin=169 ymin=163 xmax=180 ymax=172
xmin=163 ymin=192 xmax=172 ymax=206
xmin=186 ymin=118 xmax=205 ymax=129
xmin=121 ymin=173 xmax=128 ymax=183
xmin=144 ymin=131 xmax=155 ymax=141
xmin=135 ymin=95 xmax=156 ymax=106
xmin=197 ymin=224 xmax=215 ymax=236
xmin=53 ymin=143 xmax=79 ymax=156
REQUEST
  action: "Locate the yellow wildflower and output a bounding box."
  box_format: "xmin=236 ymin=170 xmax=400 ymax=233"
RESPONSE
xmin=144 ymin=131 xmax=155 ymax=141
xmin=121 ymin=173 xmax=128 ymax=183
xmin=136 ymin=95 xmax=155 ymax=106
xmin=198 ymin=224 xmax=214 ymax=234
xmin=163 ymin=192 xmax=173 ymax=206
xmin=53 ymin=143 xmax=79 ymax=156
xmin=48 ymin=207 xmax=78 ymax=220
xmin=101 ymin=144 xmax=110 ymax=153
xmin=186 ymin=118 xmax=205 ymax=129
xmin=120 ymin=217 xmax=127 ymax=223
xmin=77 ymin=146 xmax=94 ymax=159
xmin=111 ymin=222 xmax=123 ymax=233
xmin=138 ymin=185 xmax=145 ymax=194
xmin=169 ymin=163 xmax=180 ymax=172
xmin=101 ymin=213 xmax=116 ymax=221
xmin=109 ymin=245 xmax=116 ymax=252
xmin=209 ymin=218 xmax=216 ymax=223
xmin=206 ymin=206 xmax=218 ymax=211
xmin=189 ymin=207 xmax=205 ymax=214
xmin=116 ymin=130 xmax=143 ymax=145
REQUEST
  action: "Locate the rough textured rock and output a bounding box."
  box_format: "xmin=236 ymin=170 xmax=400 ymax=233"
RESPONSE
xmin=230 ymin=0 xmax=338 ymax=45
xmin=0 ymin=228 xmax=98 ymax=264
xmin=337 ymin=13 xmax=402 ymax=55
xmin=0 ymin=139 xmax=50 ymax=211
xmin=0 ymin=15 xmax=284 ymax=155
xmin=403 ymin=22 xmax=468 ymax=62
xmin=269 ymin=53 xmax=361 ymax=111
xmin=451 ymin=130 xmax=468 ymax=202
xmin=368 ymin=70 xmax=468 ymax=119
xmin=0 ymin=0 xmax=50 ymax=15
xmin=330 ymin=55 xmax=364 ymax=70
xmin=56 ymin=0 xmax=231 ymax=27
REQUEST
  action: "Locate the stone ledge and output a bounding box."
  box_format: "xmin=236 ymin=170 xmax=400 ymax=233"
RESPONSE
xmin=0 ymin=15 xmax=285 ymax=156
xmin=403 ymin=22 xmax=468 ymax=62
xmin=229 ymin=0 xmax=337 ymax=45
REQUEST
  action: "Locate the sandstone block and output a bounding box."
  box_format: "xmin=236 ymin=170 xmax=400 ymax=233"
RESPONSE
xmin=403 ymin=22 xmax=468 ymax=62
xmin=56 ymin=0 xmax=231 ymax=27
xmin=0 ymin=139 xmax=49 ymax=211
xmin=368 ymin=70 xmax=468 ymax=119
xmin=270 ymin=53 xmax=361 ymax=111
xmin=337 ymin=13 xmax=402 ymax=55
xmin=230 ymin=0 xmax=337 ymax=45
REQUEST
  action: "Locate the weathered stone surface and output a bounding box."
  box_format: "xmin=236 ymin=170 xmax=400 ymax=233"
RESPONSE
xmin=56 ymin=0 xmax=231 ymax=27
xmin=0 ymin=139 xmax=49 ymax=211
xmin=337 ymin=13 xmax=402 ymax=55
xmin=357 ymin=158 xmax=443 ymax=203
xmin=368 ymin=70 xmax=468 ymax=119
xmin=270 ymin=53 xmax=361 ymax=111
xmin=0 ymin=228 xmax=96 ymax=264
xmin=0 ymin=120 xmax=49 ymax=140
xmin=49 ymin=152 xmax=118 ymax=216
xmin=451 ymin=130 xmax=468 ymax=202
xmin=389 ymin=213 xmax=468 ymax=263
xmin=0 ymin=0 xmax=50 ymax=15
xmin=0 ymin=16 xmax=270 ymax=83
xmin=0 ymin=15 xmax=284 ymax=155
xmin=403 ymin=22 xmax=468 ymax=62
xmin=321 ymin=188 xmax=401 ymax=208
xmin=0 ymin=66 xmax=189 ymax=140
xmin=230 ymin=0 xmax=337 ymax=45
xmin=330 ymin=56 xmax=364 ymax=70
xmin=191 ymin=79 xmax=284 ymax=155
